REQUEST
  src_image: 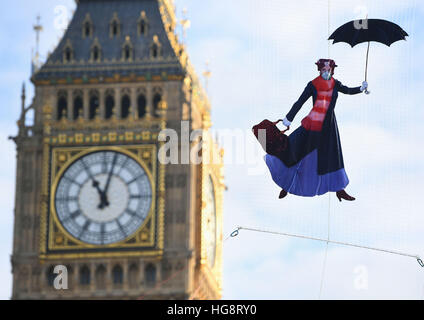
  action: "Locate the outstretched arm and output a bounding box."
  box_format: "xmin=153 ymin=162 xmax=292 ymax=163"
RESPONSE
xmin=284 ymin=82 xmax=313 ymax=125
xmin=338 ymin=81 xmax=367 ymax=95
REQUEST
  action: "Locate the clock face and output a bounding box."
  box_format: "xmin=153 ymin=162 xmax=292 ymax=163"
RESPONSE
xmin=54 ymin=150 xmax=152 ymax=245
xmin=204 ymin=175 xmax=217 ymax=268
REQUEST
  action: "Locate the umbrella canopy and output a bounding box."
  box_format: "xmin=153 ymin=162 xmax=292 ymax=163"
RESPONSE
xmin=328 ymin=19 xmax=408 ymax=94
xmin=328 ymin=19 xmax=408 ymax=47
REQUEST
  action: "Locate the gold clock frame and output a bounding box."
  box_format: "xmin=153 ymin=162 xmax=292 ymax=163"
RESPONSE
xmin=39 ymin=143 xmax=165 ymax=260
xmin=202 ymin=173 xmax=218 ymax=268
xmin=199 ymin=132 xmax=224 ymax=293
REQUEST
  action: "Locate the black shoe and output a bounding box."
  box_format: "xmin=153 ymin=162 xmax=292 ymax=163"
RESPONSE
xmin=336 ymin=190 xmax=356 ymax=202
xmin=279 ymin=189 xmax=288 ymax=199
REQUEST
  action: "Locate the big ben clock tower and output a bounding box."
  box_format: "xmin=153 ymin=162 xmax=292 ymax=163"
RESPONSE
xmin=10 ymin=0 xmax=224 ymax=300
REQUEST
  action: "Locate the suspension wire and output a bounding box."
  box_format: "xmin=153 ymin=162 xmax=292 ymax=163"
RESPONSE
xmin=319 ymin=0 xmax=332 ymax=300
xmin=319 ymin=193 xmax=331 ymax=299
xmin=328 ymin=0 xmax=331 ymax=58
xmin=228 ymin=226 xmax=424 ymax=268
xmin=138 ymin=218 xmax=422 ymax=300
xmin=319 ymin=244 xmax=329 ymax=299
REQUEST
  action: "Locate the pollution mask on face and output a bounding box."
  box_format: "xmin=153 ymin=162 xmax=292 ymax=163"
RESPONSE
xmin=321 ymin=71 xmax=332 ymax=80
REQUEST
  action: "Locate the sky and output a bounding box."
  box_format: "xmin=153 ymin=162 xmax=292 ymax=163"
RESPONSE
xmin=1 ymin=0 xmax=424 ymax=300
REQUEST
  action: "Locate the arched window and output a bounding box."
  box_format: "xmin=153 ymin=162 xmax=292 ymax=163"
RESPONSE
xmin=122 ymin=35 xmax=134 ymax=61
xmin=128 ymin=264 xmax=139 ymax=289
xmin=79 ymin=266 xmax=91 ymax=286
xmin=110 ymin=13 xmax=121 ymax=38
xmin=93 ymin=46 xmax=99 ymax=61
xmin=138 ymin=12 xmax=149 ymax=36
xmin=112 ymin=21 xmax=119 ymax=36
xmin=112 ymin=265 xmax=123 ymax=285
xmin=137 ymin=94 xmax=147 ymax=118
xmin=92 ymin=45 xmax=101 ymax=62
xmin=84 ymin=22 xmax=91 ymax=38
xmin=63 ymin=39 xmax=74 ymax=63
xmin=121 ymin=95 xmax=131 ymax=119
xmin=57 ymin=93 xmax=67 ymax=120
xmin=46 ymin=265 xmax=56 ymax=287
xmin=153 ymin=93 xmax=162 ymax=118
xmin=140 ymin=20 xmax=147 ymax=35
xmin=73 ymin=95 xmax=83 ymax=120
xmin=105 ymin=93 xmax=115 ymax=119
xmin=89 ymin=91 xmax=99 ymax=120
xmin=124 ymin=45 xmax=131 ymax=61
xmin=65 ymin=265 xmax=74 ymax=288
xmin=145 ymin=264 xmax=156 ymax=287
xmin=65 ymin=48 xmax=72 ymax=62
xmin=150 ymin=35 xmax=161 ymax=59
xmin=151 ymin=44 xmax=159 ymax=58
xmin=95 ymin=265 xmax=106 ymax=290
xmin=82 ymin=14 xmax=93 ymax=38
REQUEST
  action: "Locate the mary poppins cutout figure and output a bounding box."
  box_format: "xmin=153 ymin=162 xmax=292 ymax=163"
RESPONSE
xmin=265 ymin=59 xmax=368 ymax=201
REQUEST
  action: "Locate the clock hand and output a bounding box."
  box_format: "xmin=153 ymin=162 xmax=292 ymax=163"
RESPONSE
xmin=92 ymin=180 xmax=108 ymax=209
xmin=92 ymin=179 xmax=102 ymax=193
xmin=98 ymin=192 xmax=108 ymax=209
xmin=81 ymin=159 xmax=107 ymax=209
xmin=102 ymin=153 xmax=118 ymax=207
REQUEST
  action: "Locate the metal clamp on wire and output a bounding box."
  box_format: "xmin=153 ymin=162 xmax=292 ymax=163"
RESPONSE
xmin=418 ymin=258 xmax=424 ymax=268
xmin=230 ymin=227 xmax=241 ymax=238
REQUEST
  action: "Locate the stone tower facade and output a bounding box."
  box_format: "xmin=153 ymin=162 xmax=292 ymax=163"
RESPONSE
xmin=10 ymin=0 xmax=224 ymax=300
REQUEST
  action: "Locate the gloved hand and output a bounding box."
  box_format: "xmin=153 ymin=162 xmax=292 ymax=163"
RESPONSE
xmin=360 ymin=81 xmax=368 ymax=92
xmin=282 ymin=117 xmax=291 ymax=127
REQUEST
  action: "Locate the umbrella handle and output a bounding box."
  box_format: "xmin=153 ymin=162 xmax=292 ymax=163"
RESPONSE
xmin=364 ymin=42 xmax=371 ymax=95
xmin=365 ymin=42 xmax=370 ymax=81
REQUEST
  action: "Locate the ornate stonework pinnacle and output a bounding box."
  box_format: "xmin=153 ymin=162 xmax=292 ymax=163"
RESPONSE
xmin=202 ymin=113 xmax=212 ymax=129
xmin=158 ymin=100 xmax=168 ymax=110
xmin=77 ymin=113 xmax=84 ymax=123
xmin=219 ymin=148 xmax=225 ymax=158
xmin=43 ymin=105 xmax=52 ymax=115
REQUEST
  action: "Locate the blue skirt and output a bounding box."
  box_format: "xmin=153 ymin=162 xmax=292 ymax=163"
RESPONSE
xmin=264 ymin=149 xmax=349 ymax=197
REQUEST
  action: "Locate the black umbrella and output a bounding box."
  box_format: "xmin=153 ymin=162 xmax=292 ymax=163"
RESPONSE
xmin=329 ymin=18 xmax=408 ymax=94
